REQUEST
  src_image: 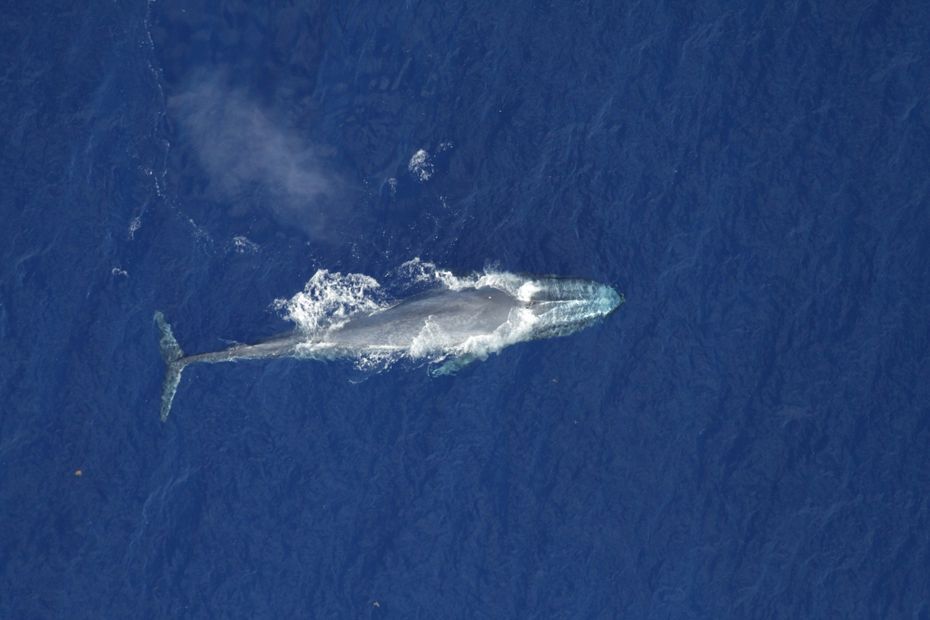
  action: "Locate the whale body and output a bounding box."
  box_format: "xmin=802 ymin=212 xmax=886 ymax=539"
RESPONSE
xmin=154 ymin=273 xmax=623 ymax=421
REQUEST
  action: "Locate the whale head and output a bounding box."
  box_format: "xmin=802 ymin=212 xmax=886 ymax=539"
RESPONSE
xmin=515 ymin=276 xmax=623 ymax=338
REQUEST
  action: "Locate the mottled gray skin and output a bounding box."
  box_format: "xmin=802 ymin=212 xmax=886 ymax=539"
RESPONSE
xmin=184 ymin=287 xmax=516 ymax=364
xmin=155 ymin=280 xmax=622 ymax=421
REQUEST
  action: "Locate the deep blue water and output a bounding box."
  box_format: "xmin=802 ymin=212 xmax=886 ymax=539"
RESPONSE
xmin=3 ymin=1 xmax=930 ymax=617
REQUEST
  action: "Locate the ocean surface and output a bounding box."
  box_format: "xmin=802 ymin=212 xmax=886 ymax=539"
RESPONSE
xmin=2 ymin=1 xmax=929 ymax=617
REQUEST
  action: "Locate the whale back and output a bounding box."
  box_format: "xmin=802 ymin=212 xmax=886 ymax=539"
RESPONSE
xmin=324 ymin=287 xmax=518 ymax=349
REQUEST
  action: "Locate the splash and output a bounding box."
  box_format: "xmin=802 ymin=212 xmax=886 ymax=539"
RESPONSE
xmin=273 ymin=270 xmax=386 ymax=335
xmin=407 ymin=149 xmax=434 ymax=181
xmin=397 ymin=258 xmax=546 ymax=301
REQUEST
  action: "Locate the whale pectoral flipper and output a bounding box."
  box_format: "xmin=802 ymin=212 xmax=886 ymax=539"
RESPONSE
xmin=429 ymin=354 xmax=479 ymax=377
xmin=154 ymin=311 xmax=186 ymax=422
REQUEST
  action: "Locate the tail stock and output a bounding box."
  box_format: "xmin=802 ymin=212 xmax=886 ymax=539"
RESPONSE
xmin=154 ymin=311 xmax=186 ymax=422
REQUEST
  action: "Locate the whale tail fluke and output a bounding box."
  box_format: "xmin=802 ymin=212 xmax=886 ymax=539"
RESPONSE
xmin=154 ymin=311 xmax=186 ymax=422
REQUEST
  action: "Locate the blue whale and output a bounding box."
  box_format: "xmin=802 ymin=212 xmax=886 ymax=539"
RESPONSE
xmin=155 ymin=274 xmax=622 ymax=421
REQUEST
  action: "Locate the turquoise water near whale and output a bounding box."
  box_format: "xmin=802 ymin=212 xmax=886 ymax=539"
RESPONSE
xmin=2 ymin=1 xmax=930 ymax=617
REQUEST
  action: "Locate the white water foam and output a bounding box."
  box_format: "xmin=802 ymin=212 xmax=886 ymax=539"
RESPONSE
xmin=273 ymin=269 xmax=387 ymax=335
xmin=231 ymin=235 xmax=260 ymax=254
xmin=407 ymin=149 xmax=434 ymax=181
xmin=397 ymin=257 xmax=543 ymax=301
